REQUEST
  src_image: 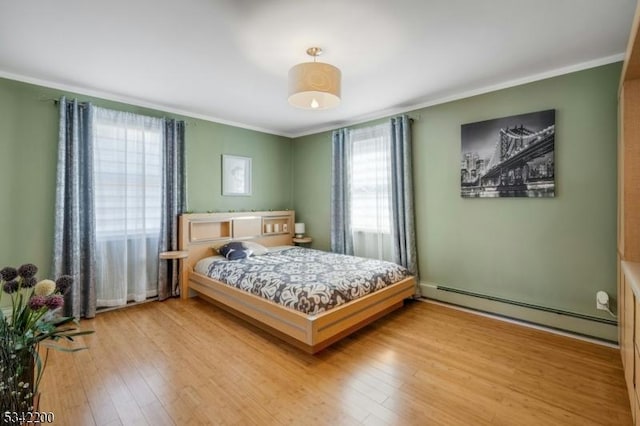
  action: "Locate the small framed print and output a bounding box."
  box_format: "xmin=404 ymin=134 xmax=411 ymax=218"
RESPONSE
xmin=222 ymin=155 xmax=252 ymax=196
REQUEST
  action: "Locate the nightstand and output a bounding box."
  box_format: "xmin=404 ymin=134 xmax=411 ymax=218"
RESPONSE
xmin=159 ymin=250 xmax=189 ymax=292
xmin=292 ymin=237 xmax=312 ymax=246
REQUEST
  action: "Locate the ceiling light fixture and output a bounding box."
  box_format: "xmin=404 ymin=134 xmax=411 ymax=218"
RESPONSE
xmin=288 ymin=47 xmax=341 ymax=110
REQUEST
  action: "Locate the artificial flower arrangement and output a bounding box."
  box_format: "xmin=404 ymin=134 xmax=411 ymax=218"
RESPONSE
xmin=0 ymin=264 xmax=93 ymax=414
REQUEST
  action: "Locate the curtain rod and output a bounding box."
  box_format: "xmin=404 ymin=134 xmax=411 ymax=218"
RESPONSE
xmin=47 ymin=99 xmax=88 ymax=107
xmin=54 ymin=100 xmax=88 ymax=107
xmin=46 ymin=98 xmax=191 ymax=125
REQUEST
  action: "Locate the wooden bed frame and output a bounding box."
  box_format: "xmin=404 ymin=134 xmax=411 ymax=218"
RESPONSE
xmin=178 ymin=211 xmax=415 ymax=353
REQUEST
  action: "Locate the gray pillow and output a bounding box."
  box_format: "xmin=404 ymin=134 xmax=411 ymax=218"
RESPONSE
xmin=218 ymin=242 xmax=252 ymax=260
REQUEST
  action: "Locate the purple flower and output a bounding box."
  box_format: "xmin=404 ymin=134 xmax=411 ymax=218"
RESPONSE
xmin=23 ymin=277 xmax=37 ymax=288
xmin=55 ymin=275 xmax=73 ymax=294
xmin=45 ymin=294 xmax=64 ymax=310
xmin=0 ymin=267 xmax=18 ymax=282
xmin=2 ymin=280 xmax=19 ymax=294
xmin=17 ymin=264 xmax=38 ymax=279
xmin=28 ymin=295 xmax=47 ymax=310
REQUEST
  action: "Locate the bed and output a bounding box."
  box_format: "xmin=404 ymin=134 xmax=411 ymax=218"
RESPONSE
xmin=178 ymin=211 xmax=416 ymax=353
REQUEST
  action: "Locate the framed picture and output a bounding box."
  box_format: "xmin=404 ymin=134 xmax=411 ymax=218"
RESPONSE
xmin=222 ymin=155 xmax=252 ymax=196
xmin=461 ymin=109 xmax=555 ymax=198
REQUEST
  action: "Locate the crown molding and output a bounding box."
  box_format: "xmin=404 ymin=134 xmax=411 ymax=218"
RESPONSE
xmin=0 ymin=69 xmax=292 ymax=138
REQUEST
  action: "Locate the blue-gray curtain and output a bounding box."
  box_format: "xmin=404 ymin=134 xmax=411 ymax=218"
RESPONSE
xmin=158 ymin=119 xmax=186 ymax=299
xmin=390 ymin=115 xmax=419 ymax=290
xmin=53 ymin=97 xmax=97 ymax=318
xmin=330 ymin=128 xmax=354 ymax=255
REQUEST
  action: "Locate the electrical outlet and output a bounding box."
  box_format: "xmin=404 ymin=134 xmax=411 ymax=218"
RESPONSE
xmin=596 ymin=291 xmax=609 ymax=310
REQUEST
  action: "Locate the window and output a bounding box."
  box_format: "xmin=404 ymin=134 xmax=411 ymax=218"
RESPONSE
xmin=349 ymin=124 xmax=392 ymax=233
xmin=331 ymin=116 xmax=415 ymax=271
xmin=93 ymin=110 xmax=163 ymax=240
xmin=348 ymin=124 xmax=394 ymax=262
xmin=93 ymin=107 xmax=164 ymax=307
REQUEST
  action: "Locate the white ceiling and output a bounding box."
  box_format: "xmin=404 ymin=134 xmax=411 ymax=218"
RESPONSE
xmin=0 ymin=0 xmax=636 ymax=137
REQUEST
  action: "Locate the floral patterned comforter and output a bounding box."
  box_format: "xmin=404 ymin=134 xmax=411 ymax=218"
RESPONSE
xmin=201 ymin=247 xmax=411 ymax=315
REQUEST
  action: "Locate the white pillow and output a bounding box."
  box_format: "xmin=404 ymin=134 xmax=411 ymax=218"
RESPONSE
xmin=242 ymin=241 xmax=269 ymax=256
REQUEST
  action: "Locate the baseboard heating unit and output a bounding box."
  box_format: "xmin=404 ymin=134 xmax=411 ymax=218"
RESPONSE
xmin=420 ymin=283 xmax=618 ymax=343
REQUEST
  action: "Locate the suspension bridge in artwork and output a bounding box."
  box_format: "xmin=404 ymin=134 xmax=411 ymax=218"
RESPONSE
xmin=461 ymin=124 xmax=555 ymax=197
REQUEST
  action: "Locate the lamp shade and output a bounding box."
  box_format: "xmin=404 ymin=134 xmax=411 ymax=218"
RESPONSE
xmin=294 ymin=223 xmax=305 ymax=236
xmin=288 ymin=62 xmax=341 ymax=110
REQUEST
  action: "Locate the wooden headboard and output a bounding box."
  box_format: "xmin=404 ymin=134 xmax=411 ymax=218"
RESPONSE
xmin=178 ymin=210 xmax=295 ymax=275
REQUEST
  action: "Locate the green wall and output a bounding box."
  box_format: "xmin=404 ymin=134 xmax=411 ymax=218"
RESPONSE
xmin=0 ymin=77 xmax=292 ymax=290
xmin=293 ymin=63 xmax=620 ymax=323
xmin=291 ymin=131 xmax=332 ymax=250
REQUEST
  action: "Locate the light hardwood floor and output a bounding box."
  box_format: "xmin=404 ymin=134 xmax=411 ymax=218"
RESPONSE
xmin=39 ymin=298 xmax=631 ymax=425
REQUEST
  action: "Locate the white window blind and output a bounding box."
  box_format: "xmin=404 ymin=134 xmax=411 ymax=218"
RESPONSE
xmin=93 ymin=109 xmax=163 ymax=240
xmin=349 ymin=124 xmax=392 ymax=234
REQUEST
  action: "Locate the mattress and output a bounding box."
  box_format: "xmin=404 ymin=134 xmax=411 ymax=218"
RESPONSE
xmin=194 ymin=247 xmax=410 ymax=315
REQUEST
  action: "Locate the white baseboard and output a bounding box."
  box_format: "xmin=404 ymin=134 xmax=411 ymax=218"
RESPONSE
xmin=420 ymin=282 xmax=618 ymax=343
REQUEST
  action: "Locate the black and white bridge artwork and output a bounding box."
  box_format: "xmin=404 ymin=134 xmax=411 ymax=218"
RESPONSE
xmin=461 ymin=109 xmax=555 ymax=198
